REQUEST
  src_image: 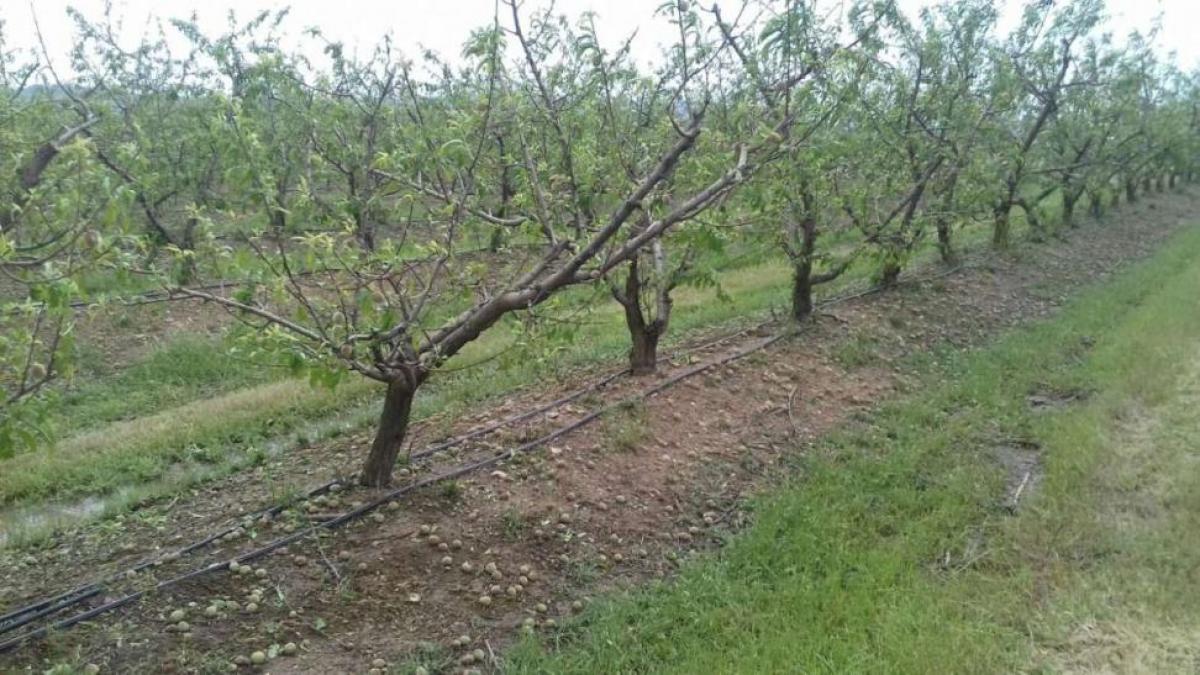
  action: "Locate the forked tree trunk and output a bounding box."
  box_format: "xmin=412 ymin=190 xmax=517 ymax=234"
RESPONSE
xmin=621 ymin=287 xmax=663 ymax=376
xmin=616 ymin=254 xmax=669 ymax=376
xmin=173 ymin=217 xmax=202 ymax=284
xmin=1013 ymin=195 xmax=1045 ymax=241
xmin=626 ymin=318 xmax=661 ymax=376
xmin=360 ymin=380 xmax=418 ymax=487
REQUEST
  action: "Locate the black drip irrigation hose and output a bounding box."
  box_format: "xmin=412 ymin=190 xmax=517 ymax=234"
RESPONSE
xmin=0 ymin=476 xmax=346 ymax=637
xmin=0 ymin=264 xmax=969 ymax=654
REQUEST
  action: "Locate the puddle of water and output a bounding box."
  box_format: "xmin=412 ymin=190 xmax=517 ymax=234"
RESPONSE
xmin=0 ymin=405 xmax=376 ymax=548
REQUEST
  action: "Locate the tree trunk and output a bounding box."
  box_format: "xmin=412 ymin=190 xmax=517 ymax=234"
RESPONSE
xmin=1022 ymin=201 xmax=1045 ymax=241
xmin=487 ymin=227 xmax=506 ymax=253
xmin=360 ymin=380 xmax=418 ymax=487
xmin=879 ymin=260 xmax=901 ymax=288
xmin=1169 ymin=173 xmax=1178 ymax=190
xmin=489 ymin=142 xmax=515 ymax=253
xmin=1155 ymin=174 xmax=1165 ymax=193
xmin=627 ymin=320 xmax=661 ymax=376
xmin=1089 ymin=190 xmax=1103 ymax=219
xmin=617 ymin=255 xmax=668 ymax=376
xmin=172 ymin=217 xmax=201 ymax=284
xmin=792 ymin=261 xmax=814 ymax=322
xmin=1062 ymin=191 xmax=1077 ymax=228
xmin=1125 ymin=179 xmax=1137 ymax=204
xmin=790 ymin=212 xmax=819 ymax=322
xmin=992 ymin=204 xmax=1011 ymax=249
xmin=358 ymin=229 xmax=377 ymax=252
xmin=354 ymin=205 xmax=377 ymax=251
xmin=936 ymin=216 xmax=956 ymax=264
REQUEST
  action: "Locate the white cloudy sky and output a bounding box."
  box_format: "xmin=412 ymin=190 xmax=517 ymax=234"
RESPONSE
xmin=4 ymin=0 xmax=1195 ymax=74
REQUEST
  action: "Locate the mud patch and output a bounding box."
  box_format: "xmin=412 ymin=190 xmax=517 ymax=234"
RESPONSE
xmin=1027 ymin=387 xmax=1090 ymax=412
xmin=993 ymin=440 xmax=1043 ymax=513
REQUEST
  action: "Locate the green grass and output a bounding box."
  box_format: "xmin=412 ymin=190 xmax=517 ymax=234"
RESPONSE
xmin=505 ymin=222 xmax=1200 ymax=673
xmin=59 ymin=335 xmax=279 ymax=436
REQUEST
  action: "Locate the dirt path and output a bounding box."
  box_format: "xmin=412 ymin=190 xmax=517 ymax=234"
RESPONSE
xmin=2 ymin=190 xmax=1198 ymax=674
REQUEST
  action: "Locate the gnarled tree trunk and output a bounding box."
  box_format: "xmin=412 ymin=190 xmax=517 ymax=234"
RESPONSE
xmin=360 ymin=378 xmax=420 ymax=487
xmin=625 ymin=311 xmax=662 ymax=376
xmin=614 ymin=252 xmax=670 ymax=376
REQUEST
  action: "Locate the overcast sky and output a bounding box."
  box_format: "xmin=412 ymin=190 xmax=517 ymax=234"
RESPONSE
xmin=4 ymin=0 xmax=1195 ymax=75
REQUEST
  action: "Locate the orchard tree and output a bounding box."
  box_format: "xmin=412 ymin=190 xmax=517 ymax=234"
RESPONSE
xmin=712 ymin=0 xmax=874 ymax=321
xmin=1036 ymin=36 xmax=1131 ymax=227
xmin=601 ymin=1 xmax=735 ymax=374
xmin=911 ymin=0 xmax=998 ymax=263
xmin=986 ymin=0 xmax=1100 ymax=248
xmin=169 ymin=2 xmax=791 ymax=486
xmin=832 ymin=3 xmax=966 ymax=288
xmin=65 ymin=8 xmax=228 ymax=281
